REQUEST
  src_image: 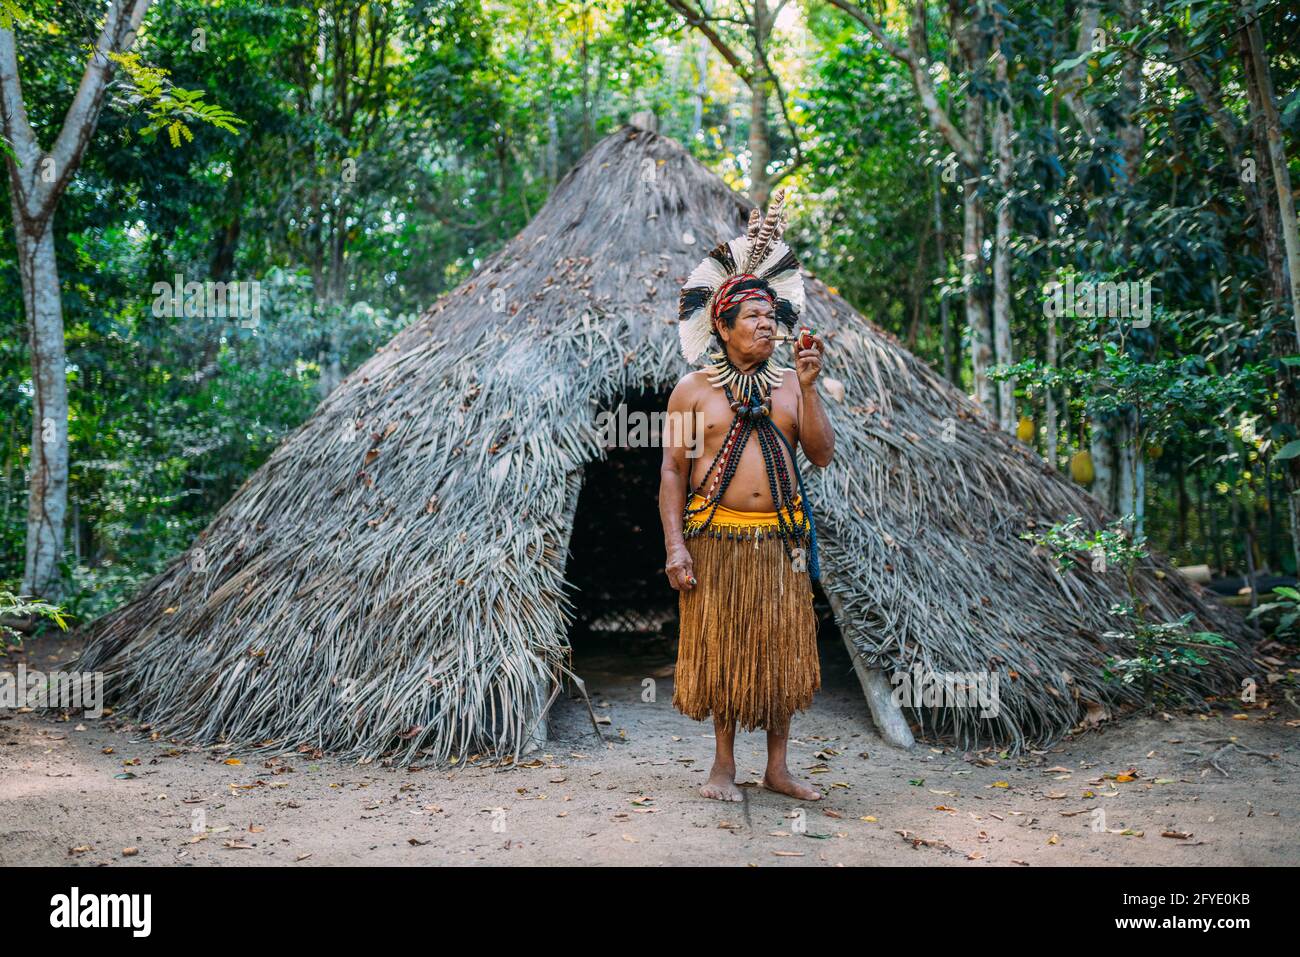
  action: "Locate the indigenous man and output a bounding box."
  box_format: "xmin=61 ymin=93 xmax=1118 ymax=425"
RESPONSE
xmin=659 ymin=191 xmax=835 ymax=802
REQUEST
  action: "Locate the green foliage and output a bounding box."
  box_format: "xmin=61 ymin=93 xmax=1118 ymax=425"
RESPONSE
xmin=106 ymin=51 xmax=245 ymax=147
xmin=1246 ymin=585 xmax=1300 ymax=641
xmin=0 ymin=0 xmax=35 ymax=30
xmin=1 ymin=0 xmax=1297 ymax=624
xmin=997 ymin=284 xmax=1271 ymax=455
xmin=1024 ymin=516 xmax=1236 ymax=708
xmin=0 ymin=590 xmax=68 ymax=645
xmin=1102 ymin=611 xmax=1238 ymax=703
xmin=1025 ymin=514 xmax=1148 ymax=577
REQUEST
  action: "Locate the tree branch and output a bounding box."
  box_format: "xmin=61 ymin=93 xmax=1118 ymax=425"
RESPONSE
xmin=0 ymin=27 xmax=41 ymax=180
xmin=664 ymin=0 xmax=752 ymax=83
xmin=769 ymin=154 xmax=805 ymax=187
xmin=1168 ymin=28 xmax=1240 ymax=156
xmin=749 ymin=8 xmax=804 ymax=175
xmin=828 ymin=0 xmax=979 ymax=168
xmin=38 ymin=0 xmax=153 ymax=228
xmin=1059 ymin=0 xmax=1100 ymax=140
xmin=826 ymin=0 xmax=911 ymax=63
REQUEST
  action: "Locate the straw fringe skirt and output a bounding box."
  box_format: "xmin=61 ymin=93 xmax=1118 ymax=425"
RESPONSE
xmin=672 ymin=530 xmax=820 ymax=730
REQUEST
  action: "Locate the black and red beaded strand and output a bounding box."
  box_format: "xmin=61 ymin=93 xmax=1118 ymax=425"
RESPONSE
xmin=682 ymin=356 xmax=810 ymax=564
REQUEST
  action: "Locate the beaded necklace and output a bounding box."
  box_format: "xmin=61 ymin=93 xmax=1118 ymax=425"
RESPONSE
xmin=683 ymin=350 xmax=821 ymax=580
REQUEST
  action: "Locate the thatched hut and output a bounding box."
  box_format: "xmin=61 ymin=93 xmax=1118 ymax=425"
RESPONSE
xmin=80 ymin=119 xmax=1249 ymax=763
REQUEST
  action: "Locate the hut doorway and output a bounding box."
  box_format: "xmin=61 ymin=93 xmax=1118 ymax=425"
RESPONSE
xmin=561 ymin=389 xmax=858 ymax=731
xmin=566 ymin=390 xmax=679 ymax=671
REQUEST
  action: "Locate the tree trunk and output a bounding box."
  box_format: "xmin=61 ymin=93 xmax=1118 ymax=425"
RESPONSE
xmin=1045 ymin=134 xmax=1060 ymax=466
xmin=962 ymin=92 xmax=991 ymax=413
xmin=1090 ymin=416 xmax=1117 ymax=513
xmin=1242 ymin=2 xmax=1300 ymax=340
xmin=15 ymin=218 xmax=69 ymax=597
xmin=580 ymin=11 xmax=592 ymax=151
xmin=545 ymin=105 xmax=559 ymax=187
xmin=1117 ymin=0 xmax=1146 ymax=197
xmin=748 ymin=73 xmax=771 ymax=206
xmin=1115 ymin=413 xmax=1136 ymax=523
xmin=747 ymin=0 xmax=772 ymax=206
xmin=1175 ymin=453 xmax=1189 ymax=555
xmin=1132 ymin=421 xmax=1146 ymax=537
xmin=1 ymin=0 xmax=153 ymax=596
xmin=953 ymin=7 xmax=991 ymax=415
xmin=1045 ymin=305 xmax=1058 ymax=465
xmin=1060 ymin=0 xmax=1100 ymax=141
xmin=1208 ymin=470 xmax=1224 ymax=572
xmin=691 ymin=35 xmax=707 ymax=139
xmin=1239 ymin=12 xmax=1300 ymax=575
xmin=932 ymin=166 xmax=953 ymax=383
xmin=991 ymin=33 xmax=1015 ymax=432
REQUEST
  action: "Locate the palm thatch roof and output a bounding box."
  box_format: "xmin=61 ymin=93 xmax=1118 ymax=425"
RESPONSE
xmin=80 ymin=122 xmax=1250 ymax=762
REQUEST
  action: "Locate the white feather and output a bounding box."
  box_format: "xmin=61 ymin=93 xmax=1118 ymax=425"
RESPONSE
xmin=728 ymin=236 xmax=749 ymax=270
xmin=756 ymin=240 xmax=805 ymax=314
xmin=679 ymin=309 xmax=713 ymax=362
xmin=768 ymin=273 xmax=804 ymax=313
xmin=683 ymin=256 xmax=728 ymax=290
xmin=752 ymin=239 xmax=792 ymax=276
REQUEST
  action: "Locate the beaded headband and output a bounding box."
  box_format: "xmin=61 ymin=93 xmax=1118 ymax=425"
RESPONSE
xmin=710 ymin=274 xmax=775 ymax=324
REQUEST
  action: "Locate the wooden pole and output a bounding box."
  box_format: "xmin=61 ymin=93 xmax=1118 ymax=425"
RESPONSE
xmin=821 ymin=574 xmax=915 ymax=749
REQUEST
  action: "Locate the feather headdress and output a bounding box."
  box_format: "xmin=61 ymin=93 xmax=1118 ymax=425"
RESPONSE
xmin=677 ymin=188 xmax=805 ymax=363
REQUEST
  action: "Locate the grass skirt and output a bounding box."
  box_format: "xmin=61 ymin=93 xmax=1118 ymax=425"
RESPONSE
xmin=672 ymin=502 xmax=820 ymax=730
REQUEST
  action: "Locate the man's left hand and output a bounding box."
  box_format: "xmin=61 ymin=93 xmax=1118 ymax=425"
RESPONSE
xmin=796 ymin=335 xmax=824 ymax=389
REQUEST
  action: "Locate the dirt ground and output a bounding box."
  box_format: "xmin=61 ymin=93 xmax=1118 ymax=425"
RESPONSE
xmin=2 ymin=629 xmax=1297 ymax=867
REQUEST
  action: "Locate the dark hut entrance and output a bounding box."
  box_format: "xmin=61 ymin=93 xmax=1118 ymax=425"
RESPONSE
xmin=566 ymin=390 xmax=679 ymax=670
xmin=561 ymin=389 xmax=859 ymax=735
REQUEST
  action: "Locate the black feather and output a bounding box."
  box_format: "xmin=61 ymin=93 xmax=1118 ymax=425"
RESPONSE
xmin=759 ymin=247 xmax=799 ymax=281
xmin=678 ymin=286 xmax=711 ymax=321
xmin=708 ymin=241 xmax=736 ymax=273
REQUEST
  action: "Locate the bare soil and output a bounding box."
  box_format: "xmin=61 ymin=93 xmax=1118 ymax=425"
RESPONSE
xmin=2 ymin=629 xmax=1297 ymax=867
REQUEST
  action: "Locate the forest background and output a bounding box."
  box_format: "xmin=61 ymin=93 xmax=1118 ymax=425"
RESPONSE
xmin=1 ymin=0 xmax=1296 ymax=626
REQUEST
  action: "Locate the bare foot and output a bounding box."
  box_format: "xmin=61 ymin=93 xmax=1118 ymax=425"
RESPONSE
xmin=759 ymin=767 xmax=822 ymax=801
xmin=699 ymin=761 xmax=743 ymax=802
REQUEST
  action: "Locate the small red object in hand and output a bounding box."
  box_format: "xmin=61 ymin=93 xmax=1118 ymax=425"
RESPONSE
xmin=798 ymin=327 xmax=817 ymax=351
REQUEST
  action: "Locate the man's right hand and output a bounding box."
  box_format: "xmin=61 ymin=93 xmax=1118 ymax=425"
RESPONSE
xmin=665 ymin=543 xmax=696 ymax=591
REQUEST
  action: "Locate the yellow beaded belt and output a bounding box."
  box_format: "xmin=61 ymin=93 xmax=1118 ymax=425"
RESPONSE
xmin=684 ymin=492 xmax=809 ymax=540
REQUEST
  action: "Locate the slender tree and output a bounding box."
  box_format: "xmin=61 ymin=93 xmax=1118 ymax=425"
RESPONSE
xmin=827 ymin=0 xmax=996 ymax=417
xmin=662 ymin=0 xmax=804 ymax=204
xmin=0 ymin=0 xmax=153 ymax=596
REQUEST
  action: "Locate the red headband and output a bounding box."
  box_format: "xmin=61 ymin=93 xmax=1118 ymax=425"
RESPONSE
xmin=711 ymin=273 xmax=774 ymax=322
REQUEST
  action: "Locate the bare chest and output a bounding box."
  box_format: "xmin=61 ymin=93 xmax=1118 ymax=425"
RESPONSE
xmin=694 ymin=381 xmax=799 ymax=450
